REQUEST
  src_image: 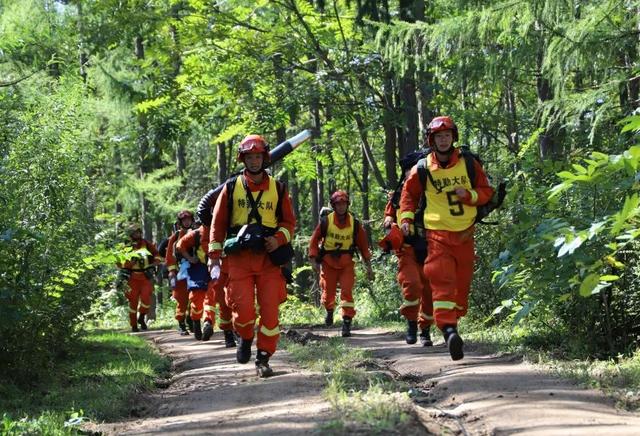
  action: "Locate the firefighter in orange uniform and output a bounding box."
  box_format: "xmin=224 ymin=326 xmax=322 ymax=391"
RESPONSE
xmin=176 ymin=225 xmax=209 ymax=340
xmin=381 ymin=152 xmax=434 ymax=346
xmin=308 ymin=191 xmax=374 ymax=337
xmin=208 ymin=134 xmax=296 ymax=377
xmin=199 ymin=223 xmax=236 ymax=346
xmin=165 ymin=210 xmax=195 ymax=336
xmin=119 ymin=224 xmax=162 ymax=332
xmin=400 ymin=116 xmax=494 ymax=360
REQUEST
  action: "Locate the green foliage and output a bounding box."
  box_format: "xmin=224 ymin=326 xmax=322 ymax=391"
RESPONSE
xmin=0 ymin=330 xmax=170 ymax=428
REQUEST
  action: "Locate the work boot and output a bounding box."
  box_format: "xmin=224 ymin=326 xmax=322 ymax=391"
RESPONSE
xmin=255 ymin=349 xmax=274 ymax=378
xmin=443 ymin=325 xmax=464 ymax=361
xmin=193 ymin=320 xmax=202 ymax=340
xmin=341 ymin=317 xmax=352 ymax=337
xmin=406 ymin=320 xmax=418 ymax=344
xmin=138 ymin=313 xmax=147 ymax=331
xmin=186 ymin=314 xmax=194 ymax=332
xmin=325 ymin=309 xmax=334 ymax=327
xmin=419 ymin=327 xmax=433 ymax=347
xmin=178 ymin=321 xmax=189 ymax=336
xmin=131 ymin=326 xmax=139 ymax=333
xmin=236 ymin=336 xmax=253 ymax=363
xmin=224 ymin=329 xmax=237 ymax=348
xmin=202 ymin=320 xmax=213 ymax=341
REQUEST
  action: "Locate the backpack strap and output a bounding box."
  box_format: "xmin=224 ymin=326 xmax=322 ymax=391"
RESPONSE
xmin=225 ymin=176 xmax=238 ymax=226
xmin=350 ymin=217 xmax=359 ymax=254
xmin=275 ymin=180 xmax=285 ymax=220
xmin=240 ymin=176 xmax=264 ymax=225
xmin=320 ymin=215 xmax=328 ymax=238
xmin=459 ymin=147 xmax=478 ymax=188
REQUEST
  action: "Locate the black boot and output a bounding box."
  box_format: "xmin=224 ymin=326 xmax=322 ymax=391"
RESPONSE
xmin=341 ymin=317 xmax=352 ymax=337
xmin=419 ymin=327 xmax=433 ymax=347
xmin=131 ymin=326 xmax=139 ymax=333
xmin=138 ymin=313 xmax=147 ymax=331
xmin=193 ymin=320 xmax=202 ymax=340
xmin=186 ymin=314 xmax=194 ymax=332
xmin=406 ymin=320 xmax=418 ymax=344
xmin=224 ymin=329 xmax=237 ymax=348
xmin=236 ymin=336 xmax=253 ymax=363
xmin=255 ymin=349 xmax=274 ymax=378
xmin=325 ymin=309 xmax=334 ymax=326
xmin=178 ymin=320 xmax=189 ymax=336
xmin=202 ymin=320 xmax=213 ymax=341
xmin=443 ymin=325 xmax=464 ymax=361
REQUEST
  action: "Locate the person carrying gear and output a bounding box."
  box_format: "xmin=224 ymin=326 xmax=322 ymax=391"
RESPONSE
xmin=197 ymin=223 xmax=236 ymax=346
xmin=381 ymin=151 xmax=435 ymax=347
xmin=165 ymin=210 xmax=195 ymax=336
xmin=308 ymin=190 xmax=374 ymax=337
xmin=118 ymin=224 xmax=162 ymax=332
xmin=208 ymin=134 xmax=296 ymax=377
xmin=176 ymin=224 xmax=210 ymax=340
xmin=400 ymin=116 xmax=494 ymax=360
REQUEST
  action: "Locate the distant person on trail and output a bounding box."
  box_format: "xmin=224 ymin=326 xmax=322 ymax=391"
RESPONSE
xmin=308 ymin=190 xmax=374 ymax=338
xmin=399 ymin=116 xmax=494 ymax=361
xmin=166 ymin=210 xmax=196 ymax=336
xmin=381 ymin=152 xmax=434 ymax=347
xmin=118 ymin=224 xmax=162 ymax=332
xmin=176 ymin=224 xmax=210 ymax=341
xmin=208 ymin=134 xmax=296 ymax=377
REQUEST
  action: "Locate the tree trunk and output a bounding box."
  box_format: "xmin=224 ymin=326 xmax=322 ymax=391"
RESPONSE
xmin=383 ymin=73 xmax=398 ymax=187
xmin=217 ymin=141 xmax=227 ymax=184
xmin=536 ymin=43 xmax=560 ymax=159
xmin=505 ymin=78 xmax=519 ymax=153
xmin=361 ymin=149 xmax=371 ymax=244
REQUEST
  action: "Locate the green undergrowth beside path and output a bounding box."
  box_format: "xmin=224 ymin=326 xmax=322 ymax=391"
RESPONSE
xmin=282 ymin=336 xmax=414 ymax=434
xmin=0 ymin=330 xmax=170 ymax=435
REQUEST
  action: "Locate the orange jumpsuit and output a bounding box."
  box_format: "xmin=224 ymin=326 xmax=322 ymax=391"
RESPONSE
xmin=165 ymin=228 xmax=190 ymax=322
xmin=176 ymin=227 xmax=208 ymax=322
xmin=384 ymin=201 xmax=434 ymax=330
xmin=200 ymin=225 xmax=233 ymax=331
xmin=209 ymin=170 xmax=296 ymax=356
xmin=400 ymin=149 xmax=493 ymax=329
xmin=308 ymin=213 xmax=371 ymax=319
xmin=120 ymin=239 xmax=161 ymax=329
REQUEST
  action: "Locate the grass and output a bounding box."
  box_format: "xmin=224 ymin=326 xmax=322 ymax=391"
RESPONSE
xmin=0 ymin=330 xmax=171 ymax=434
xmin=282 ymin=336 xmax=413 ymax=434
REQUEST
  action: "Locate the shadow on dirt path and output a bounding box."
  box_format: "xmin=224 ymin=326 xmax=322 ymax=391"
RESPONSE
xmin=92 ymin=326 xmax=640 ymax=435
xmin=93 ymin=329 xmax=332 ymax=435
xmin=332 ymin=327 xmax=640 ymax=435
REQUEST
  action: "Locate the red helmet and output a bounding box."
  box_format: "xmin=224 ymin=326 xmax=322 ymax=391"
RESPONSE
xmin=237 ymin=134 xmax=270 ymax=162
xmin=177 ymin=210 xmax=193 ymax=220
xmin=378 ymin=224 xmax=403 ymax=252
xmin=426 ymin=116 xmax=459 ymax=147
xmin=330 ymin=190 xmax=350 ymax=206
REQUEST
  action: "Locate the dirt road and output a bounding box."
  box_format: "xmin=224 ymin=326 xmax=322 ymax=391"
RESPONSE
xmin=94 ymin=326 xmax=640 ymax=435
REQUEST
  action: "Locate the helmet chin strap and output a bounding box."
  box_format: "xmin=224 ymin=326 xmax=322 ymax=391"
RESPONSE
xmin=247 ymin=167 xmax=263 ymax=175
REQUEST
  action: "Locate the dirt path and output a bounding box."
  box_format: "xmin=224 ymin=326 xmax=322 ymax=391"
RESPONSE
xmin=94 ymin=326 xmax=640 ymax=435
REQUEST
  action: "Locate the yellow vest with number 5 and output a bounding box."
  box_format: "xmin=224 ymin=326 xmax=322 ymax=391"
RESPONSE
xmin=423 ymin=155 xmax=477 ymax=231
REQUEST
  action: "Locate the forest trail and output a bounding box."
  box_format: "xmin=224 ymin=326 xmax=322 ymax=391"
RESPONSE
xmin=92 ymin=327 xmax=640 ymax=435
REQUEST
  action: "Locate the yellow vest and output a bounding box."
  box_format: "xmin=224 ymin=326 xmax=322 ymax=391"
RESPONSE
xmin=423 ymin=154 xmax=477 ymax=231
xmin=230 ymin=175 xmax=279 ymax=229
xmin=131 ymin=243 xmax=153 ymax=271
xmin=324 ymin=212 xmax=355 ymax=251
